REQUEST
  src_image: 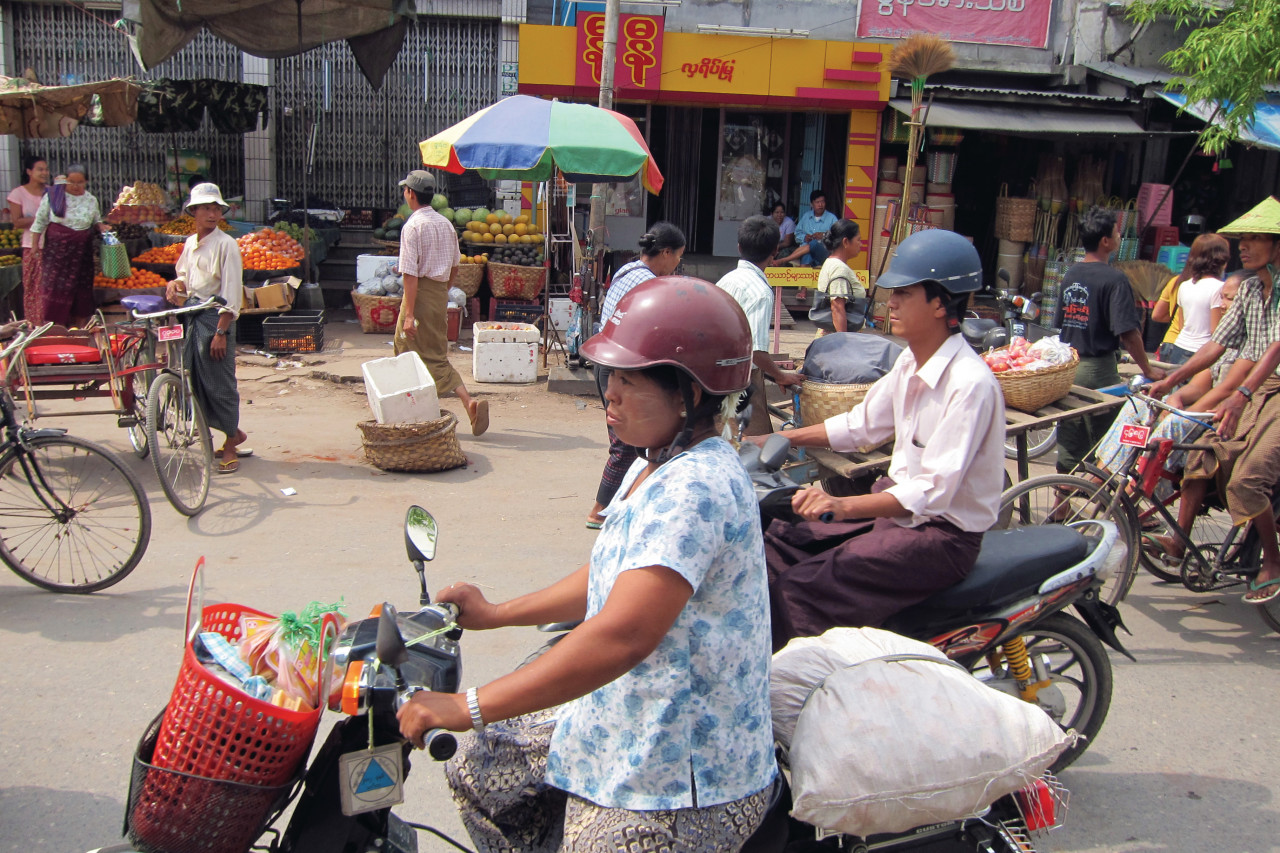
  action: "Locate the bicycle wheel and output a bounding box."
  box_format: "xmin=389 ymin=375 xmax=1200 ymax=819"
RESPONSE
xmin=997 ymin=474 xmax=1139 ymax=606
xmin=146 ymin=372 xmax=213 ymax=516
xmin=0 ymin=435 xmax=152 ymax=593
xmin=1004 ymin=426 xmax=1058 ymax=461
xmin=121 ymin=341 xmax=154 ymax=459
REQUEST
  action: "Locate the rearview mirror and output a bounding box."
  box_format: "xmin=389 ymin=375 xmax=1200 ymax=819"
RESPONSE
xmin=760 ymin=433 xmax=791 ymax=471
xmin=405 ymin=506 xmax=438 ymax=563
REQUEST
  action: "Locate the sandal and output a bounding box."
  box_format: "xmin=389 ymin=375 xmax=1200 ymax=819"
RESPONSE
xmin=1244 ymin=576 xmax=1280 ymax=605
xmin=216 ymin=460 xmax=239 ymax=475
xmin=469 ymin=400 xmax=490 ymax=436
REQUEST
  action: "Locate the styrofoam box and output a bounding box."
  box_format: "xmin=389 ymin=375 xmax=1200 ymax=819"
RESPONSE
xmin=474 ymin=322 xmax=540 ymax=344
xmin=473 ymin=324 xmax=539 ymax=383
xmin=357 ymin=253 xmax=400 ymax=286
xmin=362 ymin=352 xmax=440 ymax=424
xmin=548 ymin=298 xmax=574 ymax=332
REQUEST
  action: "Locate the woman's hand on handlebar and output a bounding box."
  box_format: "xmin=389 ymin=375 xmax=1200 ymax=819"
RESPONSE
xmin=1146 ymin=376 xmax=1175 ymax=399
xmin=435 ymin=582 xmax=503 ymax=630
xmin=792 ymin=486 xmax=843 ymax=522
xmin=397 ymin=691 xmax=469 ymax=746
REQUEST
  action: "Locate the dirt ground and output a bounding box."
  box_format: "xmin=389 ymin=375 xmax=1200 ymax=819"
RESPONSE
xmin=0 ymin=315 xmax=1276 ymax=853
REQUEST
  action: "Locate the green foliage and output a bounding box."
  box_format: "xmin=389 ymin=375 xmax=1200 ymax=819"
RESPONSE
xmin=1128 ymin=0 xmax=1280 ymax=153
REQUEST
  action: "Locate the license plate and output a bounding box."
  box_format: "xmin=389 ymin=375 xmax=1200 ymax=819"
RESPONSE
xmin=338 ymin=742 xmax=404 ymax=816
xmin=157 ymin=325 xmax=184 ymax=342
xmin=1119 ymin=423 xmax=1151 ymax=448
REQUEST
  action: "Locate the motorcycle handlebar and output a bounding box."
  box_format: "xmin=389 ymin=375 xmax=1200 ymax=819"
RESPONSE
xmin=424 ymin=728 xmax=457 ymax=761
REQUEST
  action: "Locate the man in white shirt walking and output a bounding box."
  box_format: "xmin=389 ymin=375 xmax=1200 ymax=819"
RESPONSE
xmin=756 ymin=229 xmax=1006 ymax=649
xmin=715 ymin=215 xmax=803 ymax=434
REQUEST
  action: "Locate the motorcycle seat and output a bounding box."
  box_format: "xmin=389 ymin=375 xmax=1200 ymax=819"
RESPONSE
xmin=960 ymin=317 xmax=999 ymax=346
xmin=906 ymin=525 xmax=1089 ymax=615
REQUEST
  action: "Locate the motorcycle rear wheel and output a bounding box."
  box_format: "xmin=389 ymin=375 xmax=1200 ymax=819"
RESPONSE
xmin=971 ymin=613 xmax=1112 ymax=773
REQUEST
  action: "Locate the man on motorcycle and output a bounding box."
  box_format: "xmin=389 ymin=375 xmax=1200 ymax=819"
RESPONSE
xmin=397 ymin=277 xmax=777 ymax=852
xmin=1148 ymin=197 xmax=1280 ymax=605
xmin=759 ymin=229 xmax=1006 ymax=650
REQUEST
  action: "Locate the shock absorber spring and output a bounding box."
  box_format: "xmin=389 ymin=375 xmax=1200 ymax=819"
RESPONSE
xmin=1002 ymin=636 xmax=1035 ymax=699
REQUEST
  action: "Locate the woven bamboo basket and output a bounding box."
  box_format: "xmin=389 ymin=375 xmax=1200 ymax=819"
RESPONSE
xmin=358 ymin=413 xmax=467 ymax=473
xmin=371 ymin=237 xmax=401 ymax=250
xmin=799 ymin=380 xmax=875 ymax=427
xmin=351 ymin=290 xmax=401 ymax=334
xmin=488 ymin=261 xmax=547 ymax=300
xmin=996 ymin=350 xmax=1080 ymax=413
xmin=449 ymin=263 xmax=485 ymax=298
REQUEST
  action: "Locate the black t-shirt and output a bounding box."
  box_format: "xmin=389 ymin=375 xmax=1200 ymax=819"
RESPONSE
xmin=1053 ymin=262 xmax=1142 ymax=357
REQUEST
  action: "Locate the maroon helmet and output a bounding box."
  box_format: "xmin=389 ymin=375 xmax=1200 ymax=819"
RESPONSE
xmin=581 ymin=276 xmax=753 ymax=394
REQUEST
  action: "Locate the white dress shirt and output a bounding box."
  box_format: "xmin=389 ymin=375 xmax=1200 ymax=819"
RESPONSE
xmin=176 ymin=228 xmax=244 ymax=318
xmin=715 ymin=260 xmax=773 ymax=353
xmin=823 ymin=334 xmax=1006 ymax=531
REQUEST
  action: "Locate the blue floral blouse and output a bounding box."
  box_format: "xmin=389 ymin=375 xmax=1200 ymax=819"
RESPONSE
xmin=544 ymin=438 xmax=777 ymax=810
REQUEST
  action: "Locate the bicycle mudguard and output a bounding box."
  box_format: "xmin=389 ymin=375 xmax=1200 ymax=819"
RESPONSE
xmin=1075 ymin=596 xmax=1135 ymax=661
xmin=20 ymin=428 xmax=69 ymax=441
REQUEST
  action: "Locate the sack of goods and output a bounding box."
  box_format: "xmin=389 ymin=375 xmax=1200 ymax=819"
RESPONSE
xmin=772 ymin=627 xmax=1074 ymax=838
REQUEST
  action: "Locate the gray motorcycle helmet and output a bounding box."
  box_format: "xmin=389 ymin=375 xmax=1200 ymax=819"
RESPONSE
xmin=875 ymin=229 xmax=983 ymax=294
xmin=876 ymin=229 xmax=983 ymax=331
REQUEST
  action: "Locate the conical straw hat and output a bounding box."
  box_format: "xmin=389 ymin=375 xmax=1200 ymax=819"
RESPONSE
xmin=1218 ymin=196 xmax=1280 ymax=235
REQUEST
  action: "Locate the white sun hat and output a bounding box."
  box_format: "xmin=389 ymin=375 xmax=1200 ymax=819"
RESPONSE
xmin=185 ymin=182 xmax=229 ymax=211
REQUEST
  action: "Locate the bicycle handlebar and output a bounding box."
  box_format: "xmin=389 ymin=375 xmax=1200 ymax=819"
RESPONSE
xmin=0 ymin=322 xmax=54 ymax=366
xmin=131 ymin=296 xmax=221 ymax=322
xmin=1129 ymin=390 xmax=1216 ymax=431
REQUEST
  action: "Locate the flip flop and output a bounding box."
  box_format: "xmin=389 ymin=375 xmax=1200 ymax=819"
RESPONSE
xmin=216 ymin=460 xmax=239 ymax=475
xmin=236 ymin=447 xmax=254 ymax=458
xmin=585 ymin=520 xmax=603 ymax=530
xmin=1244 ymin=576 xmax=1280 ymax=605
xmin=469 ymin=400 xmax=490 ymax=436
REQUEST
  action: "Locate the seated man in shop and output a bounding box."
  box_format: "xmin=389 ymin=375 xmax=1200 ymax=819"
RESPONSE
xmin=714 ymin=215 xmax=804 ymax=435
xmin=754 ymin=229 xmax=1005 ymax=650
xmin=778 ymin=189 xmax=837 ymax=267
xmin=1148 ymin=199 xmax=1280 ymax=605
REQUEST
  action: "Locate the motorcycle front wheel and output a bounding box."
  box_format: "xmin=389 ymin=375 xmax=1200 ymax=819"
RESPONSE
xmin=971 ymin=613 xmax=1113 ymax=773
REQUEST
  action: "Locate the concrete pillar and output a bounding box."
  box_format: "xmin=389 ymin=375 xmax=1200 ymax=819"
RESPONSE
xmin=241 ymin=54 xmax=275 ymax=223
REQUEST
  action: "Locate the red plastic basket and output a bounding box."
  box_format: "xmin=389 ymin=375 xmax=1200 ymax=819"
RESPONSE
xmin=129 ymin=559 xmax=337 ymax=853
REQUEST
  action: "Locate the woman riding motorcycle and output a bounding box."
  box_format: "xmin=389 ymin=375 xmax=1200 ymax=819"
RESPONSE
xmin=397 ymin=276 xmax=777 ymax=852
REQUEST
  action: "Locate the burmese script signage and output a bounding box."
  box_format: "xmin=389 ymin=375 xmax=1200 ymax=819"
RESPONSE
xmin=575 ymin=12 xmax=664 ymax=94
xmin=856 ymin=0 xmax=1053 ymax=49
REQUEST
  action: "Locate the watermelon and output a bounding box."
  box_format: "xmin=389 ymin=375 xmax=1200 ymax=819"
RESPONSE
xmin=471 ymin=207 xmax=490 ymax=222
xmin=397 ymin=203 xmax=412 ymax=218
xmin=373 ymin=227 xmax=386 ymax=239
xmin=431 ymin=193 xmax=449 ymax=212
xmin=386 ymin=227 xmax=401 ymax=240
xmin=454 ymin=208 xmax=472 ymax=226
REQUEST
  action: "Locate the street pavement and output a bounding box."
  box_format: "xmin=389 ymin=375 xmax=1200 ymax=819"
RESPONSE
xmin=0 ymin=316 xmax=1275 ymax=853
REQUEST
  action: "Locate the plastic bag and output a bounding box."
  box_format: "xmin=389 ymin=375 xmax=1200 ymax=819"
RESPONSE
xmin=239 ymin=601 xmax=345 ymax=710
xmin=447 ymin=286 xmax=467 ymax=307
xmin=1028 ymin=335 xmax=1074 ymax=366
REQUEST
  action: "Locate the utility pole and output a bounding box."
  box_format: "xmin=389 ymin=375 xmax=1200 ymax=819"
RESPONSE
xmin=586 ymin=0 xmax=620 ymax=314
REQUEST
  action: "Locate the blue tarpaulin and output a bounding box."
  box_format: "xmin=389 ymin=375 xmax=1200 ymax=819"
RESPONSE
xmin=1159 ymin=92 xmax=1280 ymax=152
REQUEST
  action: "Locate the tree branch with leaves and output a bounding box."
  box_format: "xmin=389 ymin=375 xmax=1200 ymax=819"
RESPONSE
xmin=1128 ymin=0 xmax=1280 ymax=154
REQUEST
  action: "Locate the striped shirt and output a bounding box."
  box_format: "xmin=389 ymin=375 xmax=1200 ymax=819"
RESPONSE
xmin=716 ymin=260 xmax=773 ymax=353
xmin=398 ymin=206 xmax=459 ymax=282
xmin=600 ymin=259 xmax=655 ymax=323
xmin=1210 ymin=273 xmax=1280 ymax=371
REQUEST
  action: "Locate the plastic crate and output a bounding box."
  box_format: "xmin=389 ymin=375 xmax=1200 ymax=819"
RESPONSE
xmin=263 ymin=310 xmax=325 ymax=353
xmin=489 ymin=298 xmax=544 ymax=325
xmin=236 ymin=313 xmax=266 ymax=346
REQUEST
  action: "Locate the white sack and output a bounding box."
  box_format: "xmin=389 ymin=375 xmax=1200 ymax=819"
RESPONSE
xmin=779 ymin=627 xmax=1073 ymax=838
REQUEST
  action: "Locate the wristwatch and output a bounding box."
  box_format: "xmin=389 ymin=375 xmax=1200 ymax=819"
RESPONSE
xmin=1235 ymin=385 xmax=1253 ymax=400
xmin=215 ymin=328 xmax=228 ymax=337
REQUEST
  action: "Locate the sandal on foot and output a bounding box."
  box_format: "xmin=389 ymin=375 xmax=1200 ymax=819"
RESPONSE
xmin=469 ymin=400 xmax=490 ymax=436
xmin=236 ymin=447 xmax=254 ymax=458
xmin=217 ymin=460 xmax=239 ymax=475
xmin=586 ymin=519 xmax=603 ymax=530
xmin=1244 ymin=576 xmax=1280 ymax=605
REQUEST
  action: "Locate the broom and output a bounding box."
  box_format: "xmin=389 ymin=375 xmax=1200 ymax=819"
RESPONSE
xmin=1114 ymin=260 xmax=1174 ymax=303
xmin=887 ymin=34 xmax=955 ymax=247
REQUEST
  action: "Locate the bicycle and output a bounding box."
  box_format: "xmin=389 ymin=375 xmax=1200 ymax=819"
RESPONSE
xmin=0 ymin=324 xmax=152 ymax=593
xmin=130 ymin=297 xmax=220 ymax=517
xmin=1002 ymin=387 xmax=1280 ymax=633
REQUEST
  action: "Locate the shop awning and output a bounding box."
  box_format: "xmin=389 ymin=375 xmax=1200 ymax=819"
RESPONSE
xmin=1158 ymin=92 xmax=1280 ymax=152
xmin=889 ymin=99 xmax=1145 ymax=136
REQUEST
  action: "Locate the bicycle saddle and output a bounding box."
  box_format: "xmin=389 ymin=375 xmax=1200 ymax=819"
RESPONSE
xmin=121 ymin=294 xmax=168 ymax=315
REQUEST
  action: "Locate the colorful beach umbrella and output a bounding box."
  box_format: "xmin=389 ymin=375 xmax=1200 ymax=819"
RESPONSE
xmin=419 ymin=95 xmax=663 ymax=194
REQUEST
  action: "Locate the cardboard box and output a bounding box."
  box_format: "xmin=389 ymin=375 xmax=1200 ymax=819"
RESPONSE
xmin=248 ymin=276 xmax=302 ymax=311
